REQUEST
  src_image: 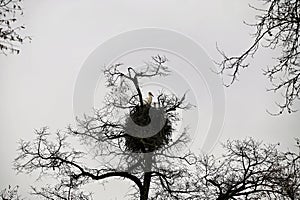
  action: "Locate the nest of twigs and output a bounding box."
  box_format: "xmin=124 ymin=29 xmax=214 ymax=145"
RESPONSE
xmin=124 ymin=105 xmax=173 ymax=153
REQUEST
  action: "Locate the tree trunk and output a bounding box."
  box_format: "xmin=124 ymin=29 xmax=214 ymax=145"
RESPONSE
xmin=140 ymin=153 xmax=153 ymax=200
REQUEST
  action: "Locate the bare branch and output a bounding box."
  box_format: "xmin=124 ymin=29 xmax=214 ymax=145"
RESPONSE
xmin=0 ymin=0 xmax=31 ymax=55
xmin=216 ymin=0 xmax=300 ymax=114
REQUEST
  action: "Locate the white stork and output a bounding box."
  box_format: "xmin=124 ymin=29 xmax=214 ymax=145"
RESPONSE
xmin=144 ymin=92 xmax=154 ymax=106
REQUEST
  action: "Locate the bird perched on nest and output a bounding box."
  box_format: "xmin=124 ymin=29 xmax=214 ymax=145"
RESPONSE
xmin=144 ymin=92 xmax=154 ymax=106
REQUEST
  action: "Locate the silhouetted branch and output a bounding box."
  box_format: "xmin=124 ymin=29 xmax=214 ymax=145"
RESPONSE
xmin=216 ymin=0 xmax=300 ymax=114
xmin=0 ymin=0 xmax=31 ymax=55
xmin=103 ymin=55 xmax=170 ymax=107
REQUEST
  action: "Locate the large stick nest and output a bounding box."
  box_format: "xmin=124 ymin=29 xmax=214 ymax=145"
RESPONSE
xmin=124 ymin=105 xmax=173 ymax=153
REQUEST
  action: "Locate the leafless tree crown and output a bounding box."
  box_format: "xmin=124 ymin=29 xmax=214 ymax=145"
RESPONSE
xmin=13 ymin=55 xmax=300 ymax=199
xmin=153 ymin=138 xmax=300 ymax=200
xmin=14 ymin=56 xmax=194 ymax=200
xmin=217 ymin=0 xmax=300 ymax=115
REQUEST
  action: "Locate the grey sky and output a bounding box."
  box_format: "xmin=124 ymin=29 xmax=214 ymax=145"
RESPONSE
xmin=1 ymin=0 xmax=299 ymax=199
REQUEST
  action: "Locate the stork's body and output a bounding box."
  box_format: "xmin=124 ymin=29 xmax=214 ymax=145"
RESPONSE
xmin=144 ymin=92 xmax=154 ymax=106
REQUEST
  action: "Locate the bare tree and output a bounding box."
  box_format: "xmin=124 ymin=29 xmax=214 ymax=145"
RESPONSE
xmin=271 ymin=138 xmax=300 ymax=199
xmin=216 ymin=0 xmax=300 ymax=115
xmin=153 ymin=138 xmax=300 ymax=200
xmin=14 ymin=55 xmax=194 ymax=200
xmin=0 ymin=0 xmax=30 ymax=55
xmin=14 ymin=55 xmax=300 ymax=199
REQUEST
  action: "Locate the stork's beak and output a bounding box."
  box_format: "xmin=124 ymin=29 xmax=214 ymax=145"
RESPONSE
xmin=149 ymin=92 xmax=154 ymax=97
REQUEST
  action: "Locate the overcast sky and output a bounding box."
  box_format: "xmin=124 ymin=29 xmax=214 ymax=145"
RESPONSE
xmin=1 ymin=0 xmax=299 ymax=199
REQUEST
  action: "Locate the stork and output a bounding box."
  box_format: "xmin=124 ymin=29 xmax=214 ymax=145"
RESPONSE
xmin=144 ymin=92 xmax=154 ymax=106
